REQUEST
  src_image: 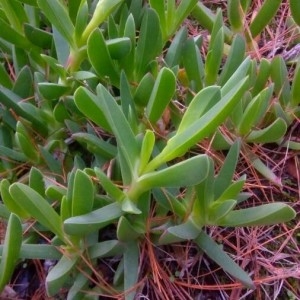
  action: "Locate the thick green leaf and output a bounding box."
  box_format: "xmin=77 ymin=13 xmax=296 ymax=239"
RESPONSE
xmin=16 ymin=120 xmax=29 ymax=137
xmin=270 ymin=56 xmax=291 ymax=106
xmin=205 ymin=28 xmax=224 ymax=85
xmin=146 ymin=67 xmax=176 ymax=123
xmin=53 ymin=101 xmax=70 ymax=122
xmin=80 ymin=0 xmax=124 ymax=45
xmin=3 ymin=244 xmax=62 ymax=260
xmin=72 ymin=133 xmax=117 ymax=158
xmin=291 ymin=60 xmax=300 ymax=106
xmin=182 ymin=37 xmax=204 ymax=91
xmin=238 ymin=86 xmax=273 ymax=135
xmin=124 ymin=241 xmax=139 ymax=300
xmin=249 ymin=154 xmax=281 ymax=186
xmin=218 ymin=203 xmax=296 ymax=227
xmin=74 ymin=0 xmax=88 ymax=43
xmin=71 ymin=71 xmax=97 ymax=81
xmin=0 ymin=125 xmax=11 ymax=148
xmin=149 ymin=0 xmax=166 ymax=36
xmin=195 ymin=232 xmax=255 ymax=288
xmin=138 ymin=130 xmax=155 ymax=175
xmin=252 ymin=58 xmax=271 ymax=96
xmin=137 ymin=155 xmax=209 ymax=192
xmin=246 ymin=118 xmax=287 ymax=143
xmin=117 ymin=216 xmax=141 ymax=242
xmin=159 ymin=217 xmax=202 ymax=245
xmin=64 ymin=202 xmax=123 ymax=236
xmin=0 ymin=179 xmax=29 ymax=218
xmin=174 ymin=0 xmax=198 ymax=39
xmin=165 ymin=1 xmax=176 ymax=41
xmin=219 ymin=34 xmax=246 ymax=85
xmin=67 ymin=272 xmax=90 ymax=300
xmin=193 ymin=158 xmax=215 ymax=223
xmin=273 ymin=102 xmax=292 ymax=125
xmin=94 ymin=167 xmax=124 ymax=201
xmin=0 ymin=146 xmax=26 ymax=162
xmin=228 ymin=0 xmax=244 ymax=32
xmin=95 ymin=84 xmax=140 ymax=172
xmin=108 ymin=15 xmax=118 ymax=39
xmin=46 ymin=254 xmax=79 ymax=296
xmin=208 ymin=199 xmax=237 ymax=223
xmin=119 ymin=13 xmax=136 ymax=79
xmin=15 ymin=132 xmax=40 ymax=163
xmin=1 ymin=0 xmax=28 ymax=32
xmin=192 ymin=2 xmax=215 ymax=32
xmin=147 ymin=77 xmax=248 ymax=169
xmin=290 ymin=0 xmax=300 ymax=26
xmin=221 ymin=57 xmax=251 ymax=96
xmin=120 ymin=71 xmax=136 ymax=120
xmin=0 ymin=204 xmax=10 ymax=219
xmin=88 ymin=240 xmax=123 ymax=259
xmin=213 ymin=140 xmax=240 ymax=199
xmin=45 ymin=185 xmax=67 ymax=202
xmin=121 ymin=197 xmax=141 ymax=214
xmin=12 ymin=65 xmax=33 ymax=99
xmin=240 ymin=0 xmax=251 ymax=11
xmin=107 ymin=37 xmax=131 ymax=59
xmin=191 ymin=3 xmax=234 ymax=42
xmin=12 ymin=46 xmax=29 ymax=74
xmin=72 ymin=170 xmax=94 ymax=216
xmin=178 ymin=86 xmax=221 ymax=134
xmin=39 ymin=146 xmax=63 ymax=175
xmin=40 ymin=55 xmax=67 ymax=79
xmin=0 ymin=18 xmax=31 ymax=49
xmin=60 ymin=195 xmax=71 ymax=222
xmin=52 ymin=25 xmax=71 ymax=66
xmin=214 ymin=176 xmax=246 ymax=203
xmin=0 ymin=63 xmax=12 ymax=89
xmin=249 ymin=0 xmax=281 ymax=39
xmin=74 ymin=87 xmax=111 ymax=132
xmin=38 ymin=83 xmax=70 ymax=100
xmin=211 ymin=129 xmax=232 ymax=150
xmin=87 ymin=28 xmax=119 ymax=86
xmin=135 ymin=8 xmax=163 ymax=80
xmin=24 ymin=23 xmax=52 ymax=49
xmin=0 ymin=86 xmax=47 ymax=135
xmin=37 ymin=0 xmax=75 ymax=48
xmin=152 ymin=188 xmax=186 ymax=218
xmin=29 ymin=167 xmax=45 ymax=196
xmin=133 ymin=73 xmax=155 ymax=106
xmin=9 ymin=183 xmax=64 ymax=241
xmin=0 ymin=213 xmax=22 ymax=292
xmin=165 ymin=26 xmax=188 ymax=67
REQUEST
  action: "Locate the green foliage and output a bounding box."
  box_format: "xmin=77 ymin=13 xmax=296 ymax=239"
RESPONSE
xmin=0 ymin=0 xmax=297 ymax=298
xmin=0 ymin=213 xmax=22 ymax=291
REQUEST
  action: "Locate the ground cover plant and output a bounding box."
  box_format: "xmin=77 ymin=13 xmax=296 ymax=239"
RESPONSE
xmin=0 ymin=0 xmax=299 ymax=299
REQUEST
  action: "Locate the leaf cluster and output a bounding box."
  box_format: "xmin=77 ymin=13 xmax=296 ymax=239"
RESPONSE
xmin=0 ymin=1 xmax=297 ymax=298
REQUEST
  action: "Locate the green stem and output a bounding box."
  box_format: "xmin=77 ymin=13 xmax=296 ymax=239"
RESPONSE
xmin=67 ymin=47 xmax=87 ymax=72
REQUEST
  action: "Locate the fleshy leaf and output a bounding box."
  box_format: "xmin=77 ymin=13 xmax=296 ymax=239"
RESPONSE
xmin=146 ymin=67 xmax=176 ymax=123
xmin=72 ymin=170 xmax=94 ymax=216
xmin=64 ymin=203 xmax=123 ymax=236
xmin=124 ymin=241 xmax=139 ymax=300
xmin=0 ymin=213 xmax=22 ymax=292
xmin=218 ymin=203 xmax=296 ymax=227
xmin=195 ymin=232 xmax=255 ymax=289
xmin=46 ymin=254 xmax=80 ymax=296
xmin=138 ymin=155 xmax=209 ymax=190
xmin=146 ymin=76 xmax=248 ymax=169
xmin=9 ymin=183 xmax=64 ymax=241
xmin=37 ymin=0 xmax=75 ymax=48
